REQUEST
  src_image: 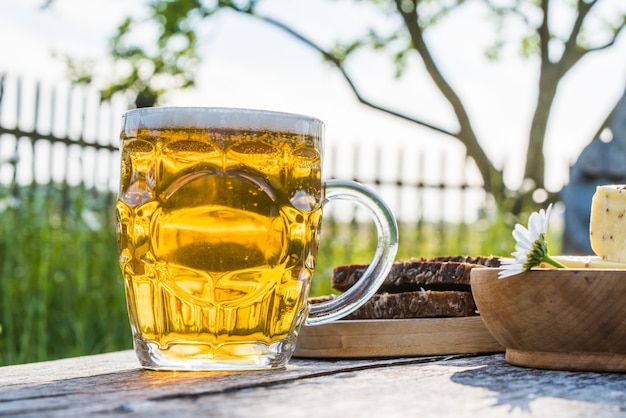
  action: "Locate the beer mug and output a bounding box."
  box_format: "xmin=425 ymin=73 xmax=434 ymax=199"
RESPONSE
xmin=116 ymin=107 xmax=398 ymax=370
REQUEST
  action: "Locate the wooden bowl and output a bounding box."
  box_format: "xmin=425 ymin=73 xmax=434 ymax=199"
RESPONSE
xmin=470 ymin=268 xmax=626 ymax=372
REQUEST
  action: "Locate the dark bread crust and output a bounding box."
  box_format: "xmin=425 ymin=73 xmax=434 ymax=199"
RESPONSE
xmin=346 ymin=291 xmax=477 ymax=319
xmin=309 ymin=291 xmax=477 ymax=320
xmin=314 ymin=256 xmax=498 ymax=320
xmin=331 ymin=259 xmax=496 ymax=293
xmin=428 ymin=255 xmax=501 ymax=267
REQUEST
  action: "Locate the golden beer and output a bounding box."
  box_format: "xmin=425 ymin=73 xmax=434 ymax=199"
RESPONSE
xmin=117 ymin=107 xmax=398 ymax=370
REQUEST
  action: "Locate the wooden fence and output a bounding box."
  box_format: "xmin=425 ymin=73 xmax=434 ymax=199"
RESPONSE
xmin=0 ymin=73 xmax=487 ymax=224
xmin=0 ymin=74 xmax=123 ymax=192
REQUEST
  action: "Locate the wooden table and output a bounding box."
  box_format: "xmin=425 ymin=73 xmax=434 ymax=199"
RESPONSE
xmin=1 ymin=350 xmax=625 ymax=417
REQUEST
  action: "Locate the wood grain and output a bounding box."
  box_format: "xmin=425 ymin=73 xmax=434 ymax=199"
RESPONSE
xmin=293 ymin=316 xmax=503 ymax=358
xmin=2 ymin=351 xmax=625 ymax=417
xmin=471 ymin=268 xmax=626 ymax=372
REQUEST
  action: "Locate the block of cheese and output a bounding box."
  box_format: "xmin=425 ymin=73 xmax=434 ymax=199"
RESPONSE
xmin=589 ymin=185 xmax=626 ymax=263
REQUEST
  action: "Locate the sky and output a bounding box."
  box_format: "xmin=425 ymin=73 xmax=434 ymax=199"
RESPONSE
xmin=1 ymin=0 xmax=626 ymax=221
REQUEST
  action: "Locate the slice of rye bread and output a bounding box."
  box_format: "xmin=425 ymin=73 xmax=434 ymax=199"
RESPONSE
xmin=309 ymin=290 xmax=478 ymax=319
xmin=331 ymin=256 xmax=501 ymax=293
xmin=311 ymin=256 xmax=500 ymax=320
xmin=428 ymin=255 xmax=501 ymax=267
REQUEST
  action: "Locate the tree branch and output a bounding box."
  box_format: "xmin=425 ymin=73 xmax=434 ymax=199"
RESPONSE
xmin=539 ymin=0 xmax=551 ymax=64
xmin=480 ymin=0 xmax=533 ymax=26
xmin=585 ymin=18 xmax=626 ymax=53
xmin=393 ymin=0 xmax=499 ymax=192
xmin=558 ymin=0 xmax=597 ymax=72
xmin=557 ymin=0 xmax=625 ymax=78
xmin=255 ymin=14 xmax=458 ymax=138
xmin=251 ymin=6 xmax=501 ymax=193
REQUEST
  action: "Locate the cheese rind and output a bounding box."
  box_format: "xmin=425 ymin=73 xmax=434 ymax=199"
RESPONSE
xmin=589 ymin=185 xmax=626 ymax=263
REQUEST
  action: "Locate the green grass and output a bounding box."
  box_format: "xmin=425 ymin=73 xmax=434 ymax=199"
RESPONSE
xmin=0 ymin=184 xmax=131 ymax=366
xmin=0 ymin=183 xmax=530 ymax=366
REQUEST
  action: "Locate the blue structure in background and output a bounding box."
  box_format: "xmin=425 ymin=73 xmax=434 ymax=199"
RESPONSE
xmin=561 ymin=86 xmax=626 ymax=254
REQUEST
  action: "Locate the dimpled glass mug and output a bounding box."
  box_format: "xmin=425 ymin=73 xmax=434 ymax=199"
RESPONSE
xmin=116 ymin=107 xmax=398 ymax=370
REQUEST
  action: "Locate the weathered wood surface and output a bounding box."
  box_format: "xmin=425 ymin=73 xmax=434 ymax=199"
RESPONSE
xmin=1 ymin=350 xmax=625 ymax=417
xmin=294 ymin=317 xmax=503 ymax=358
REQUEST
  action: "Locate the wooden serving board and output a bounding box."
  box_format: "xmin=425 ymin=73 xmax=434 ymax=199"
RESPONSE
xmin=293 ymin=316 xmax=504 ymax=358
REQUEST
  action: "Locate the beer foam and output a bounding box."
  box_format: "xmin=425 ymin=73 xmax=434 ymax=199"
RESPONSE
xmin=122 ymin=107 xmax=324 ymax=135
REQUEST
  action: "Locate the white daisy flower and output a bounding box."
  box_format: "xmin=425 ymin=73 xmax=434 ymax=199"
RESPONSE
xmin=498 ymin=203 xmax=565 ymax=279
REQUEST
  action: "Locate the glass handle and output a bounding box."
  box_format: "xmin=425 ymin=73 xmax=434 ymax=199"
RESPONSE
xmin=305 ymin=179 xmax=399 ymax=325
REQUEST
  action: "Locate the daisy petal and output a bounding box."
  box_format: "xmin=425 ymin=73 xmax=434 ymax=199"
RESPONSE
xmin=515 ymin=241 xmax=531 ymax=253
xmin=500 ymin=204 xmax=557 ymax=278
xmin=527 ymin=211 xmax=541 ymax=238
xmin=498 ymin=265 xmax=524 ymax=279
xmin=499 ymin=257 xmax=517 ymax=266
xmin=513 ymin=224 xmax=532 ymax=247
xmin=542 ymin=203 xmax=553 ymax=233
